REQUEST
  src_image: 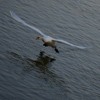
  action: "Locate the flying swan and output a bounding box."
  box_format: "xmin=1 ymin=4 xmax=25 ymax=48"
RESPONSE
xmin=10 ymin=11 xmax=87 ymax=53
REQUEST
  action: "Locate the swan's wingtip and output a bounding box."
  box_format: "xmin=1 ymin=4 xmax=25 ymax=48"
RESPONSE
xmin=78 ymin=46 xmax=92 ymax=49
xmin=78 ymin=46 xmax=87 ymax=49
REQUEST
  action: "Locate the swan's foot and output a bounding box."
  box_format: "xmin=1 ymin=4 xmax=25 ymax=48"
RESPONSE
xmin=55 ymin=48 xmax=59 ymax=53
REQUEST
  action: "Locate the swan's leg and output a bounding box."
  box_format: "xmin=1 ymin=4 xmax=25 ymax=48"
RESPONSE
xmin=54 ymin=47 xmax=59 ymax=53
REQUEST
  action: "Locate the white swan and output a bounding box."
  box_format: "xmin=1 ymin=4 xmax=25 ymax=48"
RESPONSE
xmin=10 ymin=11 xmax=87 ymax=53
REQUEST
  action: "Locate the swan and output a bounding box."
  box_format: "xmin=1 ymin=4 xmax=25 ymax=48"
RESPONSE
xmin=10 ymin=11 xmax=87 ymax=53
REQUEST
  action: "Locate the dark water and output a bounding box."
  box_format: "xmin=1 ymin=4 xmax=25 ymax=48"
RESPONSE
xmin=0 ymin=0 xmax=100 ymax=100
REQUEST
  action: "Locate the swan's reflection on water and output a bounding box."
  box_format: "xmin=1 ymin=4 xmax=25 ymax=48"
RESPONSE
xmin=25 ymin=51 xmax=56 ymax=73
xmin=7 ymin=51 xmax=56 ymax=73
xmin=7 ymin=51 xmax=65 ymax=86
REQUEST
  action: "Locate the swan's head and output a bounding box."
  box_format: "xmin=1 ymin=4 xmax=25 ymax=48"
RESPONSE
xmin=36 ymin=36 xmax=43 ymax=40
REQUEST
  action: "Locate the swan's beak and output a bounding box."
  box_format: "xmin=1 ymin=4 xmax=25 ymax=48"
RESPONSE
xmin=36 ymin=36 xmax=41 ymax=40
xmin=36 ymin=37 xmax=40 ymax=40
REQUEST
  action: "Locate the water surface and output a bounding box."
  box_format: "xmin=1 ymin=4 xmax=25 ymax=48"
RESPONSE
xmin=0 ymin=0 xmax=100 ymax=100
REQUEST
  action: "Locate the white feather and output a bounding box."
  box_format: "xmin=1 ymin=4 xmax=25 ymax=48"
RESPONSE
xmin=10 ymin=11 xmax=46 ymax=37
xmin=10 ymin=11 xmax=88 ymax=50
xmin=53 ymin=39 xmax=86 ymax=49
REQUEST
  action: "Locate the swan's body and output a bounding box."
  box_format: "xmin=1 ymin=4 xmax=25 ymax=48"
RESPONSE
xmin=10 ymin=11 xmax=87 ymax=53
xmin=36 ymin=35 xmax=59 ymax=52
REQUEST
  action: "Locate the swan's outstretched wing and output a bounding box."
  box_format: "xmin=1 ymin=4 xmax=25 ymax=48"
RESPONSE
xmin=10 ymin=11 xmax=46 ymax=37
xmin=53 ymin=39 xmax=87 ymax=49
